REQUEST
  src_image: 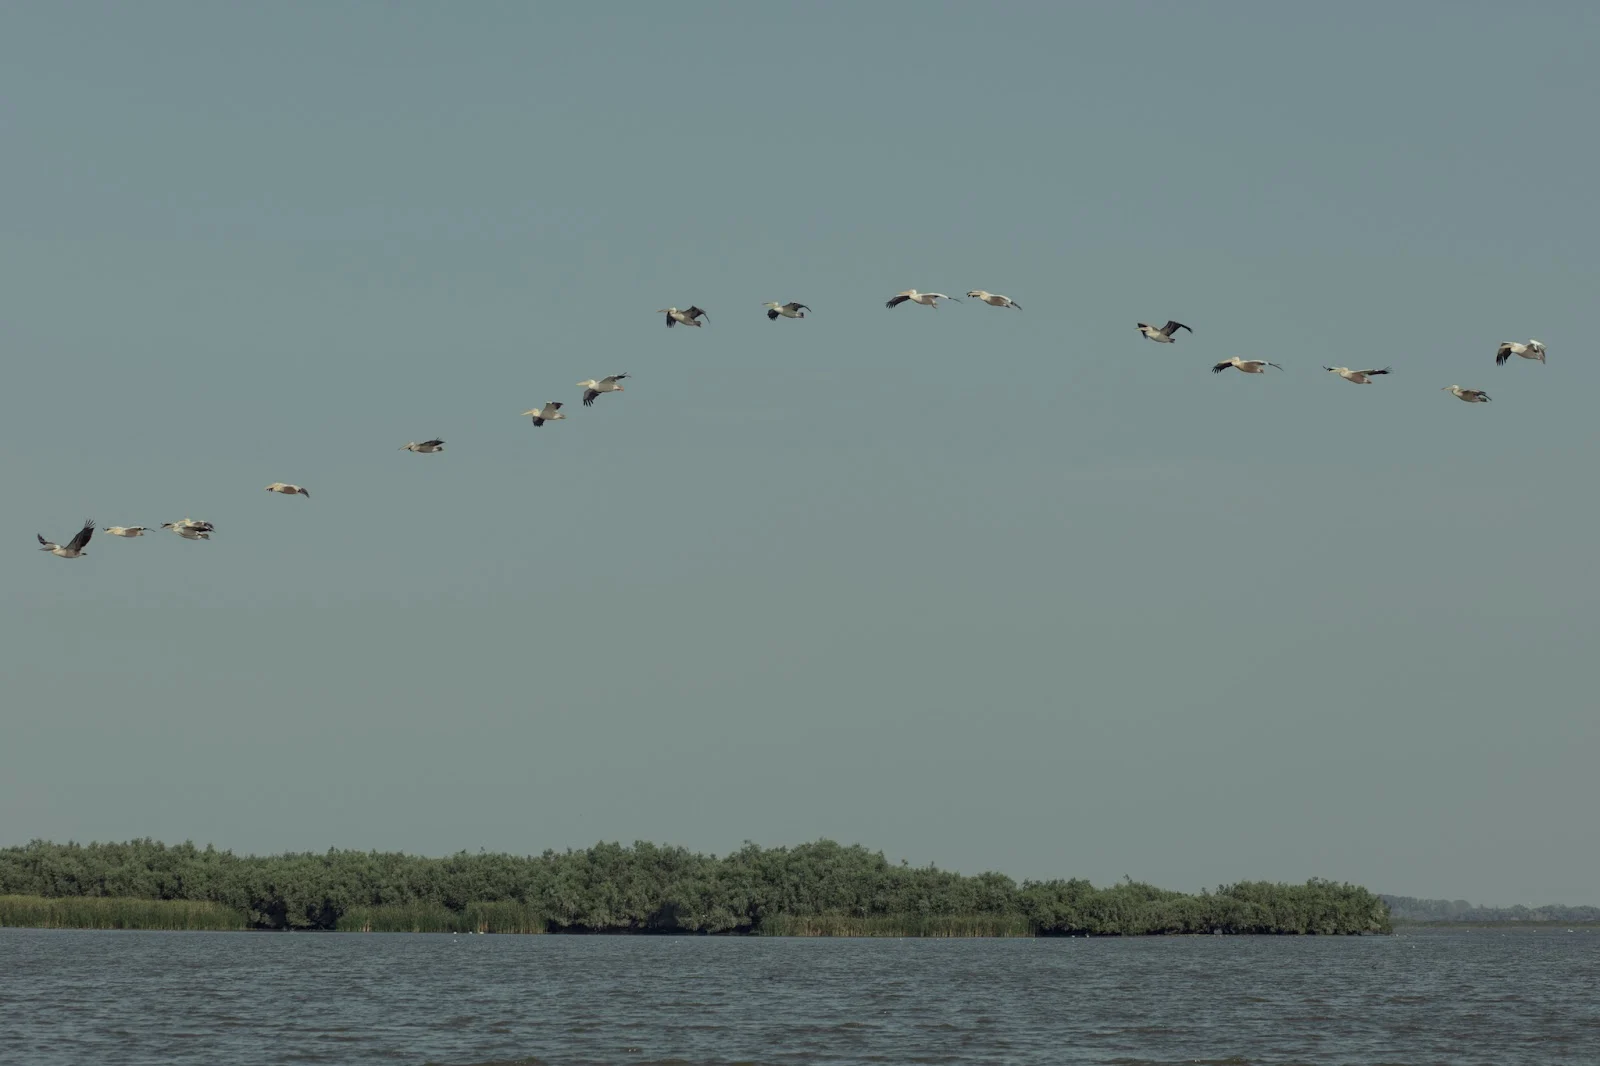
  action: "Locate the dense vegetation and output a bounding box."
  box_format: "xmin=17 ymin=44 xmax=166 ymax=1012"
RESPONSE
xmin=0 ymin=839 xmax=1391 ymax=935
xmin=0 ymin=895 xmax=247 ymax=931
xmin=1381 ymin=894 xmax=1600 ymax=924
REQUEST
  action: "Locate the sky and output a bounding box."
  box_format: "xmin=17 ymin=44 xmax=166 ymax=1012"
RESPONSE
xmin=2 ymin=2 xmax=1596 ymax=907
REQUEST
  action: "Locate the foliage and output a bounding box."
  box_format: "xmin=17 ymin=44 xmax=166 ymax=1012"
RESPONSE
xmin=1381 ymin=894 xmax=1600 ymax=924
xmin=0 ymin=894 xmax=247 ymax=931
xmin=0 ymin=839 xmax=1391 ymax=935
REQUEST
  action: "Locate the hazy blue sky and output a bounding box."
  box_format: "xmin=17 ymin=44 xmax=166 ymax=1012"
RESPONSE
xmin=4 ymin=2 xmax=1596 ymax=905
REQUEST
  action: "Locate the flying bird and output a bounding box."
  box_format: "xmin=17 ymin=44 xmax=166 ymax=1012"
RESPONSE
xmin=161 ymin=523 xmax=211 ymax=540
xmin=523 ymin=402 xmax=565 ymax=426
xmin=578 ymin=375 xmax=628 ymax=406
xmin=1443 ymin=385 xmax=1492 ymax=403
xmin=38 ymin=520 xmax=94 ymax=559
xmin=886 ymin=290 xmax=956 ymax=309
xmin=1495 ymin=340 xmax=1546 ymax=366
xmin=658 ymin=306 xmax=708 ymax=328
xmin=400 ymin=440 xmax=445 ymax=453
xmin=966 ymin=290 xmax=1021 ymax=310
xmin=1324 ymin=366 xmax=1392 ymax=384
xmin=103 ymin=526 xmax=150 ymax=538
xmin=265 ymin=482 xmax=311 ymax=497
xmin=1213 ymin=358 xmax=1283 ymax=374
xmin=1137 ymin=320 xmax=1192 ymax=343
xmin=762 ymin=301 xmax=811 ymax=320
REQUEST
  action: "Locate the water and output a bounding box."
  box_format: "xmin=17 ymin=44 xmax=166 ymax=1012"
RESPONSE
xmin=1 ymin=927 xmax=1596 ymax=1065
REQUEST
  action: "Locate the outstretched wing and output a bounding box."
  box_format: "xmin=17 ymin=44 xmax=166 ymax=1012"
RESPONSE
xmin=1212 ymin=362 xmax=1232 ymax=373
xmin=787 ymin=303 xmax=811 ymax=313
xmin=531 ymin=417 xmax=545 ymax=426
xmin=37 ymin=534 xmax=49 ymax=546
xmin=766 ymin=308 xmax=780 ymax=320
xmin=1495 ymin=343 xmax=1512 ymax=365
xmin=664 ymin=313 xmax=676 ymax=327
xmin=1358 ymin=367 xmax=1391 ymax=376
xmin=422 ymin=439 xmax=444 ymax=447
xmin=886 ymin=294 xmax=910 ymax=309
xmin=1165 ymin=320 xmax=1192 ymax=335
xmin=549 ymin=401 xmax=563 ymax=410
xmin=582 ymin=389 xmax=599 ymax=406
xmin=66 ymin=520 xmax=95 ymax=552
xmin=603 ymin=374 xmax=628 ymax=385
xmin=686 ymin=306 xmax=708 ymax=321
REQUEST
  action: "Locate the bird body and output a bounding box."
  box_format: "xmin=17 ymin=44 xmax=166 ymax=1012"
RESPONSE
xmin=578 ymin=375 xmax=628 ymax=406
xmin=966 ymin=290 xmax=1020 ymax=309
xmin=658 ymin=306 xmax=708 ymax=328
xmin=886 ymin=290 xmax=956 ymax=309
xmin=1324 ymin=366 xmax=1392 ymax=384
xmin=265 ymin=482 xmax=311 ymax=497
xmin=1138 ymin=320 xmax=1192 ymax=343
xmin=38 ymin=520 xmax=95 ymax=558
xmin=401 ymin=440 xmax=445 ymax=453
xmin=1495 ymin=340 xmax=1546 ymax=365
xmin=523 ymin=402 xmax=565 ymax=426
xmin=161 ymin=519 xmax=213 ymax=539
xmin=103 ymin=526 xmax=149 ymax=537
xmin=763 ymin=301 xmax=811 ymax=320
xmin=1213 ymin=357 xmax=1282 ymax=374
xmin=1443 ymin=385 xmax=1492 ymax=403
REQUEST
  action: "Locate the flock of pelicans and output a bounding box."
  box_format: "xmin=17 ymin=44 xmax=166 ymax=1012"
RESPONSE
xmin=35 ymin=290 xmax=1548 ymax=560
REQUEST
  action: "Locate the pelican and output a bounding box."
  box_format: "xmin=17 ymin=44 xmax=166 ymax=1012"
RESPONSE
xmin=103 ymin=526 xmax=150 ymax=538
xmin=1495 ymin=340 xmax=1546 ymax=366
xmin=762 ymin=301 xmax=810 ymax=320
xmin=265 ymin=482 xmax=311 ymax=497
xmin=523 ymin=402 xmax=565 ymax=426
xmin=966 ymin=290 xmax=1021 ymax=310
xmin=885 ymin=290 xmax=957 ymax=309
xmin=1137 ymin=320 xmax=1192 ymax=343
xmin=1443 ymin=385 xmax=1492 ymax=403
xmin=578 ymin=375 xmax=628 ymax=406
xmin=1213 ymin=358 xmax=1282 ymax=374
xmin=657 ymin=306 xmax=708 ymax=328
xmin=1324 ymin=366 xmax=1392 ymax=384
xmin=400 ymin=439 xmax=445 ymax=453
xmin=38 ymin=520 xmax=94 ymax=559
xmin=175 ymin=518 xmax=215 ymax=533
xmin=160 ymin=522 xmax=211 ymax=540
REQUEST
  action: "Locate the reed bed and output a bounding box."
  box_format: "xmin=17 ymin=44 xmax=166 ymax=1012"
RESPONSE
xmin=758 ymin=913 xmax=1036 ymax=938
xmin=336 ymin=900 xmax=548 ymax=934
xmin=0 ymin=895 xmax=249 ymax=931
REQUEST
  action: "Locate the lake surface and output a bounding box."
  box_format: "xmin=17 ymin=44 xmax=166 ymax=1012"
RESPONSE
xmin=1 ymin=927 xmax=1595 ymax=1065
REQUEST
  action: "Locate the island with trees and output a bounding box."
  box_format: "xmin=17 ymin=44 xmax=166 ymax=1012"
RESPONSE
xmin=0 ymin=838 xmax=1392 ymax=935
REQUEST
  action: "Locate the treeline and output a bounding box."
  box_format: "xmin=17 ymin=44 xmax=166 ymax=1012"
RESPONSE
xmin=0 ymin=839 xmax=1391 ymax=935
xmin=1381 ymin=894 xmax=1600 ymax=924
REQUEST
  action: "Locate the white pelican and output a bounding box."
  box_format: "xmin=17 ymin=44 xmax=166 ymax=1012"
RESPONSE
xmin=762 ymin=301 xmax=811 ymax=320
xmin=966 ymin=290 xmax=1021 ymax=310
xmin=578 ymin=375 xmax=628 ymax=406
xmin=160 ymin=522 xmax=211 ymax=540
xmin=523 ymin=402 xmax=565 ymax=426
xmin=1443 ymin=385 xmax=1492 ymax=403
xmin=103 ymin=526 xmax=150 ymax=537
xmin=1324 ymin=366 xmax=1392 ymax=384
xmin=400 ymin=439 xmax=445 ymax=453
xmin=1213 ymin=358 xmax=1282 ymax=374
xmin=38 ymin=520 xmax=94 ymax=559
xmin=885 ymin=290 xmax=957 ymax=309
xmin=1137 ymin=320 xmax=1192 ymax=343
xmin=265 ymin=482 xmax=311 ymax=497
xmin=1495 ymin=340 xmax=1545 ymax=366
xmin=658 ymin=306 xmax=708 ymax=328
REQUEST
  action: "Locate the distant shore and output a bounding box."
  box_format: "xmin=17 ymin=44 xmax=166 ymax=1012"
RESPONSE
xmin=0 ymin=839 xmax=1392 ymax=936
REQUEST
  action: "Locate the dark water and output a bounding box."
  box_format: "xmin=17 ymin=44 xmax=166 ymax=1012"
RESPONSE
xmin=1 ymin=928 xmax=1596 ymax=1065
